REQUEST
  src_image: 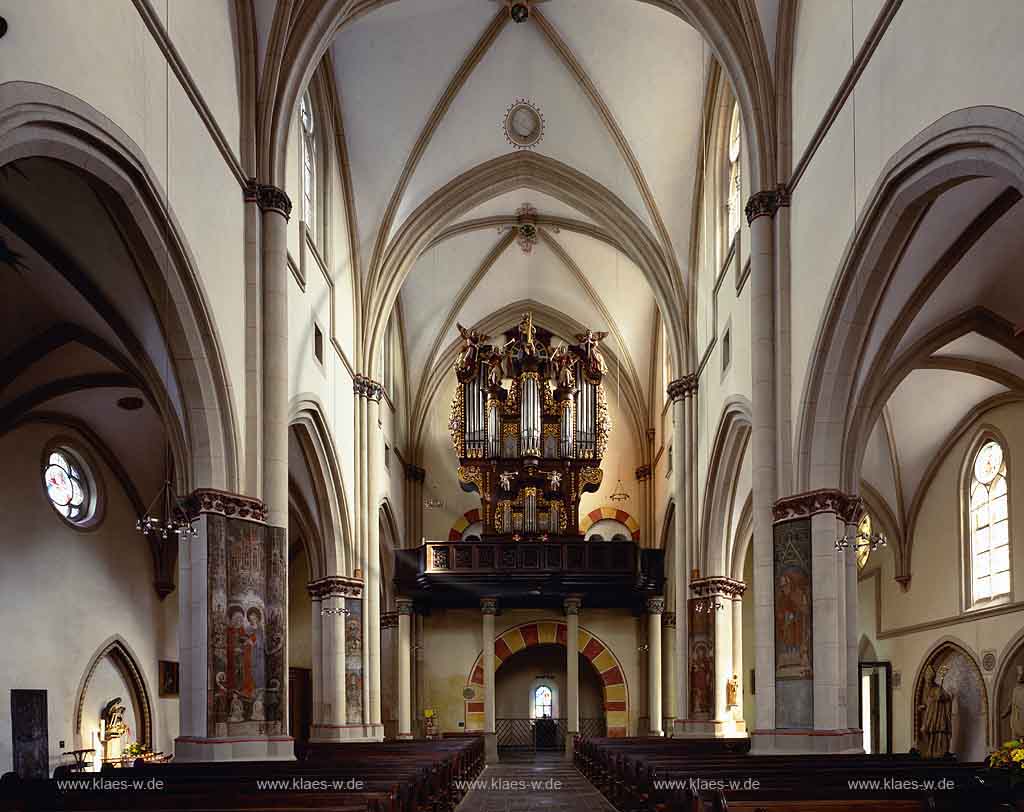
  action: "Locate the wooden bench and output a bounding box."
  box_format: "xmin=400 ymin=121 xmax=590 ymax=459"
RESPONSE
xmin=574 ymin=737 xmax=994 ymax=812
xmin=0 ymin=738 xmax=484 ymax=812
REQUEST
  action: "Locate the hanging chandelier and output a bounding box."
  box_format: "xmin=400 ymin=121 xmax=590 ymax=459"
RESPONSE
xmin=424 ymin=483 xmax=445 ymax=510
xmin=136 ymin=479 xmax=197 ymax=541
xmin=834 ymin=527 xmax=886 ymax=555
xmin=608 ymin=478 xmax=630 ymax=503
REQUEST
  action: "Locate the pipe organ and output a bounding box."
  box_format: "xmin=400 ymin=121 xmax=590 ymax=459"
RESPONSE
xmin=449 ymin=313 xmax=611 ymax=540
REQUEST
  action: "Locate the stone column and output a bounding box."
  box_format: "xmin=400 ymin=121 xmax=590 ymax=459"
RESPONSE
xmin=366 ymin=381 xmax=384 ymax=736
xmin=646 ymin=597 xmax=665 ymax=736
xmin=308 ymin=576 xmax=365 ymax=742
xmin=481 ymin=597 xmax=498 ymax=761
xmin=176 ymin=493 xmax=290 ymax=761
xmin=564 ymin=596 xmax=582 ymax=754
xmin=745 ymin=190 xmax=781 ymax=749
xmin=679 ymin=577 xmax=746 ymax=738
xmin=259 ymin=184 xmax=292 ymax=753
xmin=732 ymin=596 xmax=743 ymax=725
xmin=667 ymin=376 xmax=696 ymax=736
xmin=662 ymin=612 xmax=677 ymax=729
xmin=396 ymin=598 xmax=414 ymax=739
xmin=767 ymin=491 xmax=863 ymax=753
xmin=405 ymin=465 xmax=425 ymax=544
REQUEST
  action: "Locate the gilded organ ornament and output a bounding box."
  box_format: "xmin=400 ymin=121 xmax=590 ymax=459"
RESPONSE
xmin=448 ymin=312 xmax=612 ymax=541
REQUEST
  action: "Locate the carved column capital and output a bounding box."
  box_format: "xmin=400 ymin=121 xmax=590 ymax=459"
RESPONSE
xmin=480 ymin=597 xmax=499 ymax=615
xmin=635 ymin=464 xmax=652 ymax=482
xmin=187 ymin=488 xmax=267 ymax=523
xmin=307 ymin=575 xmax=364 ymax=600
xmin=689 ymin=576 xmax=747 ymax=599
xmin=646 ymin=596 xmax=666 ymax=615
xmin=256 ymin=183 xmax=293 ymax=219
xmin=773 ymin=489 xmax=863 ymax=524
xmin=744 ymin=185 xmax=790 ymax=224
xmin=663 ymin=611 xmax=677 ymax=628
xmin=396 ymin=597 xmax=415 ymax=616
xmin=667 ymin=374 xmax=699 ymax=402
xmin=353 ymin=374 xmax=384 ymax=401
xmin=405 ymin=464 xmax=426 ymax=483
xmin=563 ymin=596 xmax=582 ymax=616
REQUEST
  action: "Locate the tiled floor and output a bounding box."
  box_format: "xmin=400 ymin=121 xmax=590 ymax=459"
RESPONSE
xmin=457 ymin=752 xmax=616 ymax=812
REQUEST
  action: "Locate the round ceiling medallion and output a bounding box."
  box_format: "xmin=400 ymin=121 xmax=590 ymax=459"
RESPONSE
xmin=503 ymin=99 xmax=545 ymax=150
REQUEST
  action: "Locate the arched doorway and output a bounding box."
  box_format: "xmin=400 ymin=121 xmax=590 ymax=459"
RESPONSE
xmin=464 ymin=621 xmax=629 ymax=741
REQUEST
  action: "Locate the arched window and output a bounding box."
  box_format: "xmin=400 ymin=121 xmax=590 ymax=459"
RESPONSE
xmin=968 ymin=438 xmax=1010 ymax=606
xmin=725 ymin=102 xmax=742 ymax=241
xmin=857 ymin=513 xmax=872 ymax=570
xmin=300 ymin=92 xmax=317 ymax=234
xmin=533 ymin=685 xmax=553 ymax=718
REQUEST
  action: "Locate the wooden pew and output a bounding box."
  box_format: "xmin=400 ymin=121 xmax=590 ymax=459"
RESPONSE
xmin=574 ymin=736 xmax=994 ymax=812
xmin=0 ymin=739 xmax=484 ymax=812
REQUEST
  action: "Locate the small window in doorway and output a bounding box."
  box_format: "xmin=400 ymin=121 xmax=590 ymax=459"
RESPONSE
xmin=314 ymin=322 xmax=324 ymax=365
xmin=534 ymin=685 xmax=553 ymax=718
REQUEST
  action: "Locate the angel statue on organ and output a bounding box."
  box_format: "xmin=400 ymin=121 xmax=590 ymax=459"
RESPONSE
xmin=551 ymin=344 xmax=577 ymax=392
xmin=518 ymin=312 xmax=539 ymax=357
xmin=576 ymin=329 xmax=609 ymax=377
xmin=486 ymin=348 xmax=506 ymax=388
xmin=456 ymin=323 xmax=488 ymax=372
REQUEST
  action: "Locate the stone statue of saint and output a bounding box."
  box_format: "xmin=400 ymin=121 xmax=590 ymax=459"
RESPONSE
xmin=726 ymin=674 xmax=739 ymax=709
xmin=1003 ymin=664 xmax=1024 ymax=739
xmin=918 ymin=664 xmax=956 ymax=758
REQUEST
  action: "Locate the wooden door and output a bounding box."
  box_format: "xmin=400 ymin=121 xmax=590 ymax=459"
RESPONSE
xmin=11 ymin=689 xmax=48 ymax=778
xmin=289 ymin=668 xmax=312 ymax=758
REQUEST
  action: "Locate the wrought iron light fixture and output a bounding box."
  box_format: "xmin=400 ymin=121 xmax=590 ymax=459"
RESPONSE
xmin=835 ymin=526 xmax=887 ymax=555
xmin=694 ymin=597 xmax=724 ymax=613
xmin=424 ymin=482 xmax=444 ymax=510
xmin=609 ymin=478 xmax=630 ymax=503
xmin=137 ymin=479 xmax=197 ymax=541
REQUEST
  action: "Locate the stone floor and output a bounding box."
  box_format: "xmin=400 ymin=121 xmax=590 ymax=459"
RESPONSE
xmin=456 ymin=752 xmax=616 ymax=812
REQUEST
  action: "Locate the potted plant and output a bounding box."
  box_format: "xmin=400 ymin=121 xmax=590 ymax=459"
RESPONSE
xmin=984 ymin=740 xmax=1024 ymax=808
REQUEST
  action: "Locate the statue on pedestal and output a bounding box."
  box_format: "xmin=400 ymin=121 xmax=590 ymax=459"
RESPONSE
xmin=726 ymin=674 xmax=739 ymax=709
xmin=1002 ymin=665 xmax=1024 ymax=739
xmin=918 ymin=665 xmax=956 ymax=758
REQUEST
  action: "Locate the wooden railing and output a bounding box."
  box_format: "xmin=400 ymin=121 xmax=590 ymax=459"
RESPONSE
xmin=422 ymin=540 xmax=637 ymax=574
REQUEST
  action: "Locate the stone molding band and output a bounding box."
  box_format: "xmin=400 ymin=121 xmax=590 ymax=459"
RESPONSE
xmin=307 ymin=575 xmax=364 ymax=600
xmin=690 ymin=576 xmax=747 ymax=599
xmin=667 ymin=374 xmax=698 ymax=402
xmin=187 ymin=488 xmax=267 ymax=523
xmin=353 ymin=374 xmax=384 ymax=401
xmin=744 ymin=185 xmax=791 ymax=224
xmin=773 ymin=488 xmax=863 ymax=524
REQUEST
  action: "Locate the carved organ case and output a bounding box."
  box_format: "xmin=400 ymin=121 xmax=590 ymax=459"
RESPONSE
xmin=449 ymin=313 xmax=611 ymax=540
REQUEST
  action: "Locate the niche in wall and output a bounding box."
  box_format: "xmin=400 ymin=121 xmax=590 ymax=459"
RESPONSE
xmin=912 ymin=642 xmax=987 ymax=761
xmin=74 ymin=638 xmax=152 ymax=753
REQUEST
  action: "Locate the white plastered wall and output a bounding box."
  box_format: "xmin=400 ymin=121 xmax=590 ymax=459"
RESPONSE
xmin=0 ymin=424 xmax=178 ymax=773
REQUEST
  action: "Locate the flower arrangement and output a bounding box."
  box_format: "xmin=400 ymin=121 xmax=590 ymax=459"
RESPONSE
xmin=988 ymin=739 xmax=1024 ymax=771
